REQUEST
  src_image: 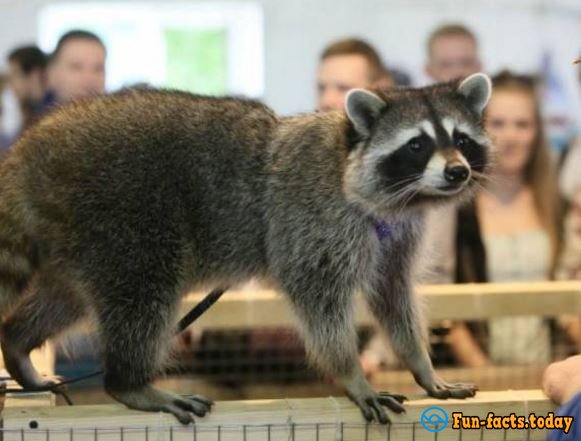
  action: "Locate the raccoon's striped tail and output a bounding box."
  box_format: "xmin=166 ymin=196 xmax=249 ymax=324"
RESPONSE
xmin=0 ymin=217 xmax=35 ymax=314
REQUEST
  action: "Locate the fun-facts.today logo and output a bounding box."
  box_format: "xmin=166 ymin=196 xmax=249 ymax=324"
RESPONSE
xmin=421 ymin=406 xmax=449 ymax=433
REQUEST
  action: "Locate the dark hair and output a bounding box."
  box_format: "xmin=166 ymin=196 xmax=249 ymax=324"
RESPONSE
xmin=491 ymin=69 xmax=539 ymax=89
xmin=8 ymin=46 xmax=47 ymax=74
xmin=51 ymin=30 xmax=106 ymax=62
xmin=320 ymin=38 xmax=387 ymax=82
xmin=427 ymin=23 xmax=478 ymax=56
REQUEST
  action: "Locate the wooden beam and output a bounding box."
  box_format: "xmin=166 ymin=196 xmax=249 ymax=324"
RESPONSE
xmin=1 ymin=390 xmax=554 ymax=441
xmin=155 ymin=365 xmax=546 ymax=400
xmin=421 ymin=281 xmax=581 ymax=320
xmin=1 ymin=379 xmax=55 ymax=408
xmin=0 ymin=281 xmax=570 ymax=392
xmin=181 ymin=281 xmax=581 ymax=329
xmin=5 ymin=392 xmax=54 ymax=408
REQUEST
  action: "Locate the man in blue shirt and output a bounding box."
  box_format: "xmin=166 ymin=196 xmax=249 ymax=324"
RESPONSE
xmin=543 ymin=355 xmax=581 ymax=439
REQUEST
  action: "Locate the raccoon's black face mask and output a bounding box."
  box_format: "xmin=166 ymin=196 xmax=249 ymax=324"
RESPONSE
xmin=343 ymin=73 xmax=493 ymax=218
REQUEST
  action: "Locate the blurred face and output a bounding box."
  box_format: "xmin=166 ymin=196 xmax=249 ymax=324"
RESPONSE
xmin=7 ymin=62 xmax=45 ymax=105
xmin=426 ymin=35 xmax=481 ymax=83
xmin=317 ymin=55 xmax=373 ymax=111
xmin=485 ymin=90 xmax=537 ymax=176
xmin=49 ymin=39 xmax=106 ymax=102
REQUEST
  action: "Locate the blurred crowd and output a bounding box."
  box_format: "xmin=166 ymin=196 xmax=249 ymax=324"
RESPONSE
xmin=0 ymin=30 xmax=105 ymax=151
xmin=2 ymin=22 xmax=581 ymax=414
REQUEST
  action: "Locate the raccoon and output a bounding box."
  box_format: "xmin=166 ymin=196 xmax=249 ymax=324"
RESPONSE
xmin=0 ymin=73 xmax=491 ymax=424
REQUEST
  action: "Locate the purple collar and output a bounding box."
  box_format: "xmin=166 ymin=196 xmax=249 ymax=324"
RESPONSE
xmin=373 ymin=220 xmax=393 ymax=240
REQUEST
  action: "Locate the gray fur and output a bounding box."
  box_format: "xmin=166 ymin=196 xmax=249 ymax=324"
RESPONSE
xmin=345 ymin=89 xmax=386 ymax=137
xmin=457 ymin=73 xmax=492 ymax=115
xmin=0 ymin=79 xmax=490 ymax=424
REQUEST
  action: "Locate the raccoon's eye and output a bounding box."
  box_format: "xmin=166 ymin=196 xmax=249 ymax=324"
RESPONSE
xmin=407 ymin=137 xmax=423 ymax=152
xmin=455 ymin=133 xmax=471 ymax=148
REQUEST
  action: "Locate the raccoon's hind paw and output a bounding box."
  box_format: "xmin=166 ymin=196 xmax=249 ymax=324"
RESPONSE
xmin=175 ymin=394 xmax=214 ymax=417
xmin=107 ymin=386 xmax=214 ymax=425
xmin=41 ymin=376 xmax=67 ymax=393
xmin=348 ymin=390 xmax=407 ymax=424
xmin=21 ymin=375 xmax=66 ymax=393
xmin=424 ymin=377 xmax=478 ymax=399
xmin=162 ymin=395 xmax=214 ymax=425
xmin=1 ymin=346 xmax=66 ymax=392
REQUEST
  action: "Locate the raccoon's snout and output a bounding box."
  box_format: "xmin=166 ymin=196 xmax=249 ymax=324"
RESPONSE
xmin=444 ymin=164 xmax=469 ymax=184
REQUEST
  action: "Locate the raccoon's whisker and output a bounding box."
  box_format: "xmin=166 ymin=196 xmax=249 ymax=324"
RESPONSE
xmin=482 ymin=175 xmax=511 ymax=186
xmin=470 ymin=176 xmax=499 ymax=198
xmin=471 ymin=173 xmax=494 ymax=183
xmin=471 ymin=180 xmax=496 ymax=198
xmin=385 ymin=172 xmax=425 ymax=181
xmin=386 ymin=187 xmax=414 ymax=211
xmin=469 ymin=161 xmax=492 ymax=168
xmin=402 ymin=187 xmax=418 ymax=207
xmin=473 ymin=168 xmax=493 ymax=175
xmin=392 ymin=186 xmax=419 ymax=220
xmin=470 ymin=171 xmax=492 ymax=181
xmin=391 ymin=191 xmax=409 ymax=220
xmin=471 ymin=171 xmax=503 ymax=187
xmin=385 ymin=184 xmax=413 ymax=210
xmin=383 ymin=182 xmax=420 ymax=196
xmin=383 ymin=174 xmax=423 ymax=188
xmin=469 ymin=171 xmax=504 ymax=197
xmin=399 ymin=187 xmax=421 ymax=218
xmin=391 ymin=179 xmax=421 ymax=198
xmin=384 ymin=179 xmax=420 ymax=192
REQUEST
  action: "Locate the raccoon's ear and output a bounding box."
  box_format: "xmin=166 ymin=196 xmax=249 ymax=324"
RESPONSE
xmin=345 ymin=89 xmax=386 ymax=138
xmin=457 ymin=73 xmax=492 ymax=115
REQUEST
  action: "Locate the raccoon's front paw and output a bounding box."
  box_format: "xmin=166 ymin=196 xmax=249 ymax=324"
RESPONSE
xmin=107 ymin=385 xmax=214 ymax=424
xmin=347 ymin=390 xmax=407 ymax=424
xmin=421 ymin=376 xmax=477 ymax=399
xmin=164 ymin=394 xmax=214 ymax=424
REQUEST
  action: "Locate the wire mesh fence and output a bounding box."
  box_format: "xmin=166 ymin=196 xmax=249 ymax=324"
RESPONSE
xmin=50 ymin=316 xmax=578 ymax=402
xmin=0 ymin=421 xmax=551 ymax=441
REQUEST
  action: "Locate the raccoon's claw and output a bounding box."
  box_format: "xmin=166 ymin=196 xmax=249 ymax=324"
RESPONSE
xmin=107 ymin=385 xmax=213 ymax=425
xmin=162 ymin=403 xmax=195 ymax=425
xmin=425 ymin=378 xmax=478 ymax=399
xmin=44 ymin=376 xmax=68 ymax=393
xmin=22 ymin=375 xmax=67 ymax=393
xmin=164 ymin=395 xmax=213 ymax=424
xmin=178 ymin=394 xmax=214 ymax=416
xmin=182 ymin=394 xmax=215 ymax=408
xmin=350 ymin=391 xmax=407 ymax=424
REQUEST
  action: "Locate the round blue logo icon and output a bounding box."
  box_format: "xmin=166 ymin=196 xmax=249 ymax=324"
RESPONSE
xmin=421 ymin=406 xmax=449 ymax=433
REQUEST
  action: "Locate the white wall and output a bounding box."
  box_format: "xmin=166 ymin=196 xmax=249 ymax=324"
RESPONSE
xmin=0 ymin=0 xmax=580 ymax=116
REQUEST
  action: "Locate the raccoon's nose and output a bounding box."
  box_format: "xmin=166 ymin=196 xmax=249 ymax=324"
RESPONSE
xmin=444 ymin=165 xmax=469 ymax=183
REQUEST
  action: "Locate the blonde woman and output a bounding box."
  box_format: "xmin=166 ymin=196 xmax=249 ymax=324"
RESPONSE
xmin=452 ymin=70 xmax=563 ymax=366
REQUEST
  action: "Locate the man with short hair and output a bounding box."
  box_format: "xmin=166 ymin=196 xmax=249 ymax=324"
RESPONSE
xmin=425 ymin=24 xmax=482 ymax=83
xmin=316 ymin=38 xmax=392 ymax=111
xmin=317 ymin=39 xmax=398 ymax=375
xmin=7 ymin=45 xmax=51 ymax=129
xmin=48 ymin=30 xmax=107 ymax=103
xmin=421 ymin=23 xmax=485 ymax=287
xmin=422 ymin=24 xmax=486 ymax=369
